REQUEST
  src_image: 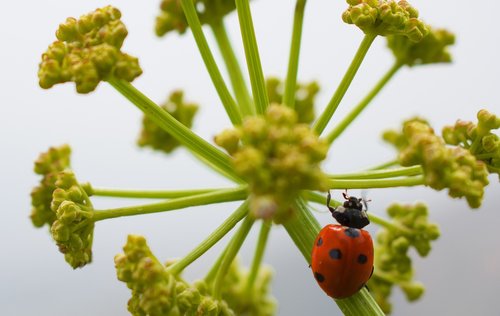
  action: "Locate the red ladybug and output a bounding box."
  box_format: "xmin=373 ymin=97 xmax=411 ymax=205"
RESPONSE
xmin=311 ymin=191 xmax=374 ymax=299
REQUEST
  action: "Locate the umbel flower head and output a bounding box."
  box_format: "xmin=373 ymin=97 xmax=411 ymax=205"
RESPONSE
xmin=387 ymin=26 xmax=455 ymax=66
xmin=369 ymin=203 xmax=440 ymax=313
xmin=115 ymin=235 xmax=236 ymax=315
xmin=383 ymin=118 xmax=489 ymax=208
xmin=38 ymin=6 xmax=142 ymax=93
xmin=442 ymin=109 xmax=500 ymax=179
xmin=221 ymin=259 xmax=276 ymax=316
xmin=266 ymin=77 xmax=319 ymax=124
xmin=31 ymin=145 xmax=72 ymax=228
xmin=156 ymin=0 xmax=237 ymax=36
xmin=50 ymin=171 xmax=95 ymax=268
xmin=215 ymin=104 xmax=328 ymax=222
xmin=138 ymin=90 xmax=199 ymax=154
xmin=342 ymin=0 xmax=429 ymax=42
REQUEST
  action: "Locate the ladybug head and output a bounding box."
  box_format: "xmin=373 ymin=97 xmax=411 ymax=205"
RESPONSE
xmin=328 ymin=191 xmax=370 ymax=229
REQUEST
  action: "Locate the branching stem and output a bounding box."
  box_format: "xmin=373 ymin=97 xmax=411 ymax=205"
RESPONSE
xmin=235 ymin=0 xmax=269 ymax=114
xmin=180 ymin=0 xmax=242 ymax=125
xmin=313 ymin=34 xmax=377 ymax=135
xmin=92 ymin=187 xmax=247 ymax=221
xmin=283 ymin=0 xmax=307 ymax=108
xmin=210 ymin=20 xmax=254 ymax=117
xmin=167 ymin=200 xmax=250 ymax=275
xmin=325 ymin=62 xmax=402 ymax=144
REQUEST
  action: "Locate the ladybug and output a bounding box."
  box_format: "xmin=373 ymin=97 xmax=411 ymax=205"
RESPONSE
xmin=310 ymin=191 xmax=374 ymax=299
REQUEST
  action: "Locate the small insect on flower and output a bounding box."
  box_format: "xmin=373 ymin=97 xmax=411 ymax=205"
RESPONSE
xmin=311 ymin=191 xmax=374 ymax=299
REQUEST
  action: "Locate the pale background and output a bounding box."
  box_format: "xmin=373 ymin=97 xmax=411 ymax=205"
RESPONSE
xmin=1 ymin=1 xmax=499 ymax=315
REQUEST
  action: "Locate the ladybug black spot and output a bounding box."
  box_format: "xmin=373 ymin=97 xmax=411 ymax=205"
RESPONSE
xmin=314 ymin=272 xmax=325 ymax=283
xmin=317 ymin=237 xmax=323 ymax=246
xmin=329 ymin=248 xmax=342 ymax=260
xmin=357 ymin=254 xmax=368 ymax=264
xmin=344 ymin=227 xmax=360 ymax=238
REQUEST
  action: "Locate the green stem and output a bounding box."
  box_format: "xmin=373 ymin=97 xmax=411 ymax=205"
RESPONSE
xmin=92 ymin=187 xmax=247 ymax=221
xmin=325 ymin=62 xmax=402 ymax=144
xmin=245 ymin=219 xmax=272 ymax=295
xmin=283 ymin=0 xmax=307 ymax=108
xmin=475 ymin=152 xmax=498 ymax=160
xmin=85 ymin=184 xmax=222 ymax=199
xmin=327 ymin=176 xmax=425 ymax=189
xmin=180 ymin=0 xmax=242 ymax=125
xmin=313 ymin=34 xmax=377 ymax=135
xmin=329 ymin=165 xmax=422 ymax=179
xmin=303 ymin=191 xmax=346 ymax=209
xmin=235 ymin=0 xmax=269 ymax=114
xmin=167 ymin=200 xmax=250 ymax=275
xmin=487 ymin=165 xmax=500 ymax=174
xmin=210 ymin=20 xmax=254 ymax=117
xmin=213 ymin=215 xmax=255 ymax=299
xmin=368 ymin=213 xmax=413 ymax=235
xmin=107 ymin=78 xmax=240 ymax=182
xmin=284 ymin=198 xmax=384 ymax=315
xmin=367 ymin=159 xmax=399 ymax=170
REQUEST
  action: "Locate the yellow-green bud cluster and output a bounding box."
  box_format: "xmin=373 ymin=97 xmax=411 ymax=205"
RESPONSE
xmin=215 ymin=104 xmax=328 ymax=222
xmin=266 ymin=77 xmax=319 ymax=124
xmin=38 ymin=6 xmax=142 ymax=93
xmin=442 ymin=110 xmax=500 ymax=179
xmin=221 ymin=259 xmax=276 ymax=316
xmin=51 ymin=171 xmax=94 ymax=268
xmin=384 ymin=118 xmax=489 ymax=208
xmin=31 ymin=145 xmax=71 ymax=228
xmin=115 ymin=235 xmax=234 ymax=315
xmin=156 ymin=0 xmax=237 ymax=36
xmin=342 ymin=0 xmax=428 ymax=42
xmin=138 ymin=90 xmax=199 ymax=154
xmin=387 ymin=26 xmax=455 ymax=66
xmin=369 ymin=203 xmax=439 ymax=314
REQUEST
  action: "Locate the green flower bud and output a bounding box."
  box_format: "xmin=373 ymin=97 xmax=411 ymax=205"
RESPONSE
xmin=266 ymin=77 xmax=319 ymax=124
xmin=401 ymin=282 xmax=425 ymax=301
xmin=215 ymin=104 xmax=328 ymax=223
xmin=370 ymin=202 xmax=439 ymax=311
xmin=343 ymin=0 xmax=428 ymax=41
xmin=48 ymin=171 xmax=94 ymax=268
xmin=38 ymin=6 xmax=142 ymax=93
xmin=388 ymin=26 xmax=455 ymax=66
xmin=155 ymin=0 xmax=238 ymax=37
xmin=31 ymin=145 xmax=72 ymax=228
xmin=138 ymin=90 xmax=199 ymax=154
xmin=385 ymin=118 xmax=490 ymax=207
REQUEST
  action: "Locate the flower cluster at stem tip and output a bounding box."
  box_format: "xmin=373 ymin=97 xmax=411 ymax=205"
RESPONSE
xmin=215 ymin=104 xmax=328 ymax=223
xmin=387 ymin=27 xmax=455 ymax=66
xmin=115 ymin=235 xmax=275 ymax=316
xmin=156 ymin=0 xmax=237 ymax=36
xmin=266 ymin=77 xmax=319 ymax=125
xmin=383 ymin=114 xmax=492 ymax=208
xmin=342 ymin=0 xmax=428 ymax=41
xmin=369 ymin=203 xmax=440 ymax=313
xmin=138 ymin=90 xmax=199 ymax=154
xmin=38 ymin=6 xmax=142 ymax=93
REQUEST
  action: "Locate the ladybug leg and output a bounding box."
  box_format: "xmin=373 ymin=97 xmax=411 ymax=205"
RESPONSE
xmin=342 ymin=190 xmax=349 ymax=200
xmin=327 ymin=190 xmax=336 ymax=213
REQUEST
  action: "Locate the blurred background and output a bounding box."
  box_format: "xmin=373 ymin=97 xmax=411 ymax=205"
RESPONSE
xmin=1 ymin=0 xmax=499 ymax=315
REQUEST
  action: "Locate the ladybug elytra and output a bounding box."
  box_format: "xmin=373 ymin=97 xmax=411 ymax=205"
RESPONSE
xmin=311 ymin=191 xmax=374 ymax=299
